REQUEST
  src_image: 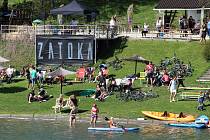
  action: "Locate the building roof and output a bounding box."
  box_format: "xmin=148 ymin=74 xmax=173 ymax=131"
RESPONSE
xmin=155 ymin=0 xmax=210 ymax=10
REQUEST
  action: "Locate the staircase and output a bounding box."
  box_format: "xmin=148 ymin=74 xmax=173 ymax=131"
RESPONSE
xmin=197 ymin=69 xmax=210 ymax=82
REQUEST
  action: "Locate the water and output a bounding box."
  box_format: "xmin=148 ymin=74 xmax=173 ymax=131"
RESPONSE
xmin=1 ymin=118 xmax=210 ymax=140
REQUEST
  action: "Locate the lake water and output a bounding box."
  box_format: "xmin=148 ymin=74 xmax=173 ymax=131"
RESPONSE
xmin=1 ymin=118 xmax=210 ymax=140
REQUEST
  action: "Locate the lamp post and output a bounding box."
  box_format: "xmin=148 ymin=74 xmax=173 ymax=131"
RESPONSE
xmin=41 ymin=0 xmax=46 ymax=33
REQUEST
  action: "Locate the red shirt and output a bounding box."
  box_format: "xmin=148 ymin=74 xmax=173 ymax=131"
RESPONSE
xmin=146 ymin=64 xmax=154 ymax=73
xmin=162 ymin=74 xmax=170 ymax=82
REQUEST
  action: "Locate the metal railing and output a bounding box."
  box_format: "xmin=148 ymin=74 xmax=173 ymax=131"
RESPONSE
xmin=0 ymin=24 xmax=201 ymax=42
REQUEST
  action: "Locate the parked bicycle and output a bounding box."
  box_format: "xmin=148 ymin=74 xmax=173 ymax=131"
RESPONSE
xmin=116 ymin=89 xmax=159 ymax=102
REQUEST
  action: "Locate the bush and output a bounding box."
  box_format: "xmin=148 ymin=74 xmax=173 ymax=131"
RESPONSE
xmin=203 ymin=41 xmax=210 ymax=61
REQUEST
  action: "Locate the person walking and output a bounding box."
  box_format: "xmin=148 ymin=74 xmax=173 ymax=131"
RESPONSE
xmin=200 ymin=23 xmax=207 ymax=44
xmin=30 ymin=66 xmax=37 ymax=90
xmin=156 ymin=17 xmax=162 ymax=37
xmin=169 ymin=76 xmax=178 ymax=102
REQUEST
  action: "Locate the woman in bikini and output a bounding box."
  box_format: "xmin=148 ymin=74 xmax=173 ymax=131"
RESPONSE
xmin=90 ymin=103 xmax=99 ymax=126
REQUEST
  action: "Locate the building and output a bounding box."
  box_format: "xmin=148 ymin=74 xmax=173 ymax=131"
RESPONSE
xmin=154 ymin=0 xmax=210 ymax=27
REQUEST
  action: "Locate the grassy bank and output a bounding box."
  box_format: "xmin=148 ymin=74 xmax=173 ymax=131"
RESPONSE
xmin=1 ymin=40 xmax=210 ymax=119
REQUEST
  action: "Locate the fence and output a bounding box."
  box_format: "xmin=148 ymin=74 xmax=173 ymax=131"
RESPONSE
xmin=0 ymin=24 xmax=201 ymax=42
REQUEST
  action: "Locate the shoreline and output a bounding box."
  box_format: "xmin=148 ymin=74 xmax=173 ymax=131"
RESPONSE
xmin=0 ymin=114 xmax=169 ymax=126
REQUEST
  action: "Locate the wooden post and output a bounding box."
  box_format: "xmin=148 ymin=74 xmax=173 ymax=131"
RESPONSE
xmin=201 ymin=6 xmax=204 ymax=25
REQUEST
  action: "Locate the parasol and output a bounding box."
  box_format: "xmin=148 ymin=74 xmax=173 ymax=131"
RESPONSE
xmin=123 ymin=55 xmax=149 ymax=74
xmin=0 ymin=56 xmax=9 ymax=63
xmin=48 ymin=67 xmax=76 ymax=94
xmin=32 ymin=19 xmax=43 ymax=24
xmin=0 ymin=65 xmax=5 ymax=70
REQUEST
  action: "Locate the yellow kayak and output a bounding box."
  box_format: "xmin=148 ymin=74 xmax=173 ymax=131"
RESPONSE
xmin=142 ymin=111 xmax=195 ymax=122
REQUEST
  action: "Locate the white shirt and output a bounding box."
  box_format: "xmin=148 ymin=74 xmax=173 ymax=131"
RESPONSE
xmin=70 ymin=20 xmax=78 ymax=26
xmin=143 ymin=24 xmax=149 ymax=31
xmin=109 ymin=19 xmax=115 ymax=28
xmin=170 ymin=79 xmax=177 ymax=90
xmin=6 ymin=68 xmax=14 ymax=76
xmin=156 ymin=20 xmax=162 ymax=28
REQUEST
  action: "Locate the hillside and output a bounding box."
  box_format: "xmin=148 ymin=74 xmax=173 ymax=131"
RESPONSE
xmin=1 ymin=39 xmax=210 ymax=118
xmin=3 ymin=0 xmax=160 ymax=27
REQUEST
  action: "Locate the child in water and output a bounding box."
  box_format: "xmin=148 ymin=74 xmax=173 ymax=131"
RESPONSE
xmin=90 ymin=103 xmax=99 ymax=125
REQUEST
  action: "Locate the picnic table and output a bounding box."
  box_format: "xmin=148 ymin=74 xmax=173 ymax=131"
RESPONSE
xmin=179 ymin=87 xmax=210 ymax=90
xmin=178 ymin=87 xmax=210 ymax=100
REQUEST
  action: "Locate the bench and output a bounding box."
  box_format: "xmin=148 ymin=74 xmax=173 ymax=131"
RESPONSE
xmin=52 ymin=98 xmax=71 ymax=113
xmin=179 ymin=92 xmax=200 ymax=100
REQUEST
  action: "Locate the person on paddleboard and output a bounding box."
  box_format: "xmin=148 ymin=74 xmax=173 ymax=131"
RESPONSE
xmin=105 ymin=117 xmax=117 ymax=128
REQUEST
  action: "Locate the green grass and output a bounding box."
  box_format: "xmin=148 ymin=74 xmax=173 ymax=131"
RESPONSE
xmin=0 ymin=40 xmax=210 ymax=119
xmin=0 ymin=41 xmax=35 ymax=70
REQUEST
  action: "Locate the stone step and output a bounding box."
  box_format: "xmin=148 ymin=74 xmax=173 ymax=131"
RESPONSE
xmin=198 ymin=78 xmax=210 ymax=80
xmin=197 ymin=68 xmax=210 ymax=81
xmin=199 ymin=75 xmax=210 ymax=77
xmin=199 ymin=76 xmax=210 ymax=78
xmin=204 ymin=73 xmax=210 ymax=75
xmin=200 ymin=76 xmax=210 ymax=78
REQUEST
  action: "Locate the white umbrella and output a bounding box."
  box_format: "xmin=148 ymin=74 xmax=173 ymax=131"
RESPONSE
xmin=0 ymin=65 xmax=5 ymax=70
xmin=0 ymin=56 xmax=9 ymax=63
xmin=48 ymin=67 xmax=76 ymax=94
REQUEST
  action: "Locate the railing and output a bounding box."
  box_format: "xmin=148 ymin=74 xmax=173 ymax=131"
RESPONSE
xmin=0 ymin=24 xmax=201 ymax=42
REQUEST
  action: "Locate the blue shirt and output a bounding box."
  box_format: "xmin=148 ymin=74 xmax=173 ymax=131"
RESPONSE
xmin=207 ymin=21 xmax=210 ymax=29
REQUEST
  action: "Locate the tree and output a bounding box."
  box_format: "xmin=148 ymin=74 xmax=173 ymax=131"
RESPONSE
xmin=2 ymin=0 xmax=8 ymax=14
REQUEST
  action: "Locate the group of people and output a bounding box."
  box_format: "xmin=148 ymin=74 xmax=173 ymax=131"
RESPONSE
xmin=27 ymin=87 xmax=52 ymax=103
xmin=75 ymin=66 xmax=95 ymax=82
xmin=0 ymin=65 xmax=15 ymax=84
xmin=67 ymin=99 xmax=117 ymax=128
xmin=144 ymin=61 xmax=184 ymax=102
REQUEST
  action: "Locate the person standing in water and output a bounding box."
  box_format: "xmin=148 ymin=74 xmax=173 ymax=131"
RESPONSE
xmin=90 ymin=103 xmax=99 ymax=126
xmin=69 ymin=95 xmax=78 ymax=126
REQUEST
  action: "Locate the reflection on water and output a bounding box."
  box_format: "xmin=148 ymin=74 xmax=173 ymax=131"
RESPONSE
xmin=0 ymin=119 xmax=210 ymax=140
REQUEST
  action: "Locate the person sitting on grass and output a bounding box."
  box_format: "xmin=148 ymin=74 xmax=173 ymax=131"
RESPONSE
xmin=98 ymin=87 xmax=108 ymax=101
xmin=37 ymin=87 xmax=53 ymax=102
xmin=94 ymin=84 xmax=101 ymax=100
xmin=123 ymin=78 xmax=133 ymax=93
xmin=108 ymin=77 xmax=117 ymax=93
xmin=28 ymin=90 xmax=38 ymax=103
